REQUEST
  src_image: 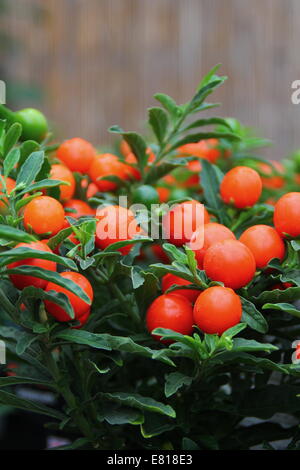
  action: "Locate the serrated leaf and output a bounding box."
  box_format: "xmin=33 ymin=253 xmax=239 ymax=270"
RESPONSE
xmin=263 ymin=302 xmax=300 ymax=318
xmin=164 ymin=372 xmax=193 ymax=397
xmin=100 ymin=391 xmax=176 ymax=418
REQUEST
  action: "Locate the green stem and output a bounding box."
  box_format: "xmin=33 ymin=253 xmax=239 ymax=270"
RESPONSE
xmin=109 ymin=283 xmax=140 ymax=326
xmin=43 ymin=344 xmax=95 ymax=443
xmin=0 ymin=104 xmax=15 ymax=123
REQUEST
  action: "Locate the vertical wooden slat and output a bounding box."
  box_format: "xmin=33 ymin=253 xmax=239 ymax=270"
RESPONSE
xmin=1 ymin=0 xmax=300 ymax=157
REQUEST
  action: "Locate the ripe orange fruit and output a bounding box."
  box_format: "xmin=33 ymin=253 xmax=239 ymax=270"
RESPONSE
xmin=178 ymin=139 xmax=221 ymax=163
xmin=203 ymin=239 xmax=256 ymax=289
xmin=146 ymin=294 xmax=194 ymax=341
xmin=24 ymin=196 xmax=65 ymax=236
xmin=190 ymin=222 xmax=236 ymax=268
xmin=44 ymin=271 xmax=93 ymax=323
xmin=193 ymin=286 xmax=242 ymax=334
xmin=259 ymin=161 xmax=285 ymax=189
xmin=220 ymin=166 xmax=262 ymax=209
xmin=162 ymin=200 xmax=210 ymax=246
xmin=274 ymin=192 xmax=300 ymax=238
xmin=56 ymin=137 xmax=96 ymax=174
xmin=157 ymin=186 xmax=170 ymax=203
xmin=95 ymin=205 xmax=141 ymax=255
xmin=89 ymin=153 xmax=130 ymax=191
xmin=64 ymin=199 xmax=95 ymax=218
xmin=50 ymin=164 xmax=75 ymax=201
xmin=8 ymin=240 xmax=57 ymax=290
xmin=162 ymin=273 xmax=200 ymax=303
xmin=240 ymin=224 xmax=285 ymax=268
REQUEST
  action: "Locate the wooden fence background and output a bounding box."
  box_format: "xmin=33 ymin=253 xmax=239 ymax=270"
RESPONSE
xmin=1 ymin=0 xmax=300 ymax=157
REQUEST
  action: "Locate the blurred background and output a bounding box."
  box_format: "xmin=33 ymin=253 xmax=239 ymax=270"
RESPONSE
xmin=1 ymin=0 xmax=300 ymax=157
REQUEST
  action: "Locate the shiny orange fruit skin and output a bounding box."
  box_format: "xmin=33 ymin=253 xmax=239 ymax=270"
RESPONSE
xmin=120 ymin=139 xmax=132 ymax=157
xmin=162 ymin=200 xmax=210 ymax=246
xmin=146 ymin=294 xmax=194 ymax=341
xmin=89 ymin=153 xmax=130 ymax=191
xmin=259 ymin=161 xmax=285 ymax=189
xmin=220 ymin=166 xmax=262 ymax=209
xmin=8 ymin=241 xmax=56 ymax=290
xmin=193 ymin=286 xmax=242 ymax=335
xmin=239 ymin=224 xmax=285 ymax=269
xmin=95 ymin=205 xmax=140 ymax=255
xmin=274 ymin=192 xmax=300 ymax=238
xmin=24 ymin=196 xmax=65 ymax=236
xmin=178 ymin=139 xmax=221 ymax=163
xmin=191 ymin=223 xmax=236 ymax=268
xmin=157 ymin=186 xmax=170 ymax=203
xmin=44 ymin=271 xmax=94 ymax=322
xmin=63 ymin=199 xmax=95 ymax=218
xmin=162 ymin=273 xmax=200 ymax=303
xmin=0 ymin=177 xmax=16 ymax=213
xmin=203 ymin=239 xmax=256 ymax=289
xmin=50 ymin=164 xmax=75 ymax=201
xmin=56 ymin=137 xmax=96 ymax=174
xmin=86 ymin=182 xmax=99 ymax=199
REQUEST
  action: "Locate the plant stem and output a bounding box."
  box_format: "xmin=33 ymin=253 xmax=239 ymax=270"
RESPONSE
xmin=43 ymin=344 xmax=95 ymax=443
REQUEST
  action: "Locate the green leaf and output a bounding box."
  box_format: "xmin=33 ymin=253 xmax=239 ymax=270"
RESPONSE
xmin=16 ymin=332 xmax=38 ymax=355
xmin=19 ymin=286 xmax=74 ymax=320
xmin=3 ymin=123 xmax=22 ymax=156
xmin=141 ymin=412 xmax=175 ymax=438
xmin=254 ymin=286 xmax=300 ymax=304
xmin=144 ymin=159 xmax=188 ymax=184
xmin=200 ymin=159 xmax=228 ymax=224
xmin=16 ymin=151 xmax=44 ymax=187
xmin=0 ymin=246 xmax=77 ymax=270
xmin=55 ymin=329 xmax=175 ymax=366
xmin=17 ymin=179 xmax=67 ymax=197
xmin=263 ymin=302 xmax=300 ymax=318
xmin=100 ymin=391 xmax=176 ymax=418
xmin=182 ymin=117 xmax=232 ymax=133
xmin=154 ymin=93 xmax=179 ymax=119
xmin=241 ymin=297 xmax=268 ymax=333
xmin=232 ymin=338 xmax=277 ymax=353
xmin=164 ymin=372 xmax=193 ymax=398
xmin=19 ymin=140 xmax=40 ymax=166
xmin=0 ymin=390 xmax=65 ymax=420
xmin=109 ymin=126 xmax=148 ymax=171
xmin=148 ymin=107 xmax=168 ymax=144
xmin=100 ymin=404 xmax=143 ymax=425
xmin=6 ymin=267 xmax=91 ymax=304
xmin=3 ymin=147 xmax=20 ymax=177
xmin=0 ymin=376 xmax=55 ymax=389
xmin=0 ymin=224 xmax=36 ymax=243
